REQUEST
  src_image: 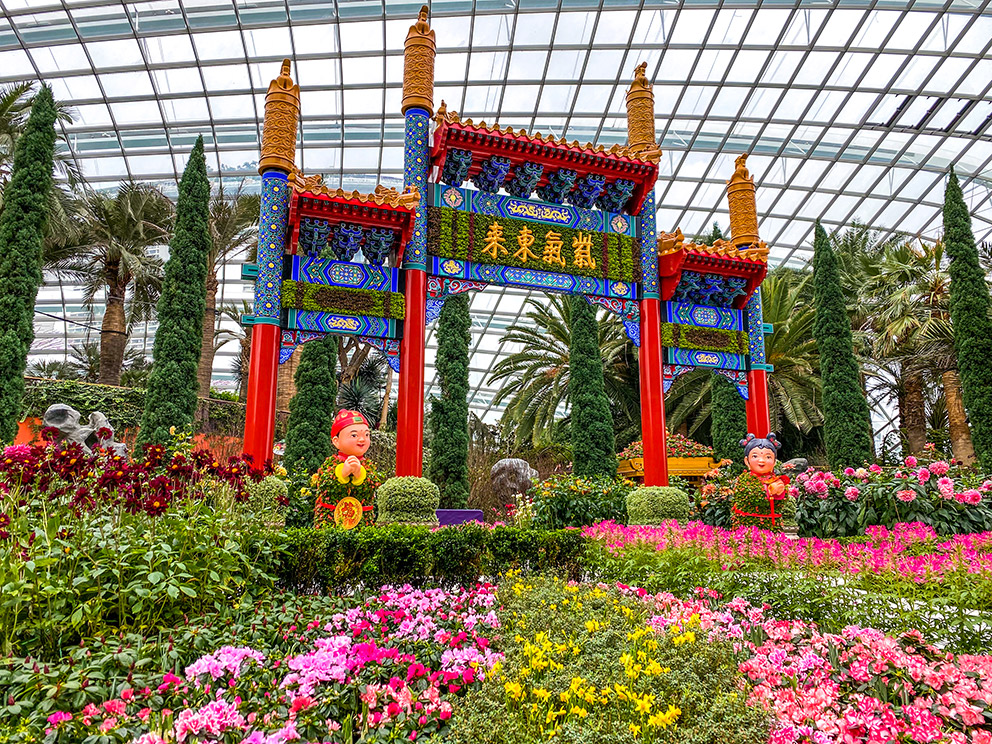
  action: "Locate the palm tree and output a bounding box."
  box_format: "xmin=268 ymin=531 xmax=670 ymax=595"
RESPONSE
xmin=216 ymin=301 xmax=252 ymax=400
xmin=198 ymin=184 xmax=259 ymax=398
xmin=48 ymin=183 xmax=173 ymax=386
xmin=0 ymin=81 xmax=79 ymax=197
xmin=665 ymin=270 xmax=823 ymax=446
xmin=864 ymin=237 xmax=974 ymax=462
xmin=488 ymin=293 xmax=633 ymax=448
xmin=338 ymin=355 xmax=388 ymax=426
xmin=26 ymin=358 xmax=76 ymax=380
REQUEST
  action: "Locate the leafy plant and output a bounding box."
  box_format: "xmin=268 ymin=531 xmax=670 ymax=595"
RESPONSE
xmin=530 ymin=473 xmax=632 ymax=529
xmin=376 ymin=476 xmax=440 ymax=525
xmin=626 ymin=486 xmax=690 ymax=525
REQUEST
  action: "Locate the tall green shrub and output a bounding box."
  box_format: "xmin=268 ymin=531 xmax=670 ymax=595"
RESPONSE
xmin=944 ymin=167 xmax=992 ymax=468
xmin=283 ymin=336 xmax=338 ymax=475
xmin=710 ymin=372 xmax=747 ymax=462
xmin=569 ymin=296 xmax=617 ymax=478
xmin=137 ymin=137 xmax=210 ymax=446
xmin=0 ymin=86 xmax=56 ymax=442
xmin=812 ymin=221 xmax=873 ymax=469
xmin=428 ymin=294 xmax=471 ymax=508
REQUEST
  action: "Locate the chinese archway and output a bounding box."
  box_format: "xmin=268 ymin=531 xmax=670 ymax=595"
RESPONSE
xmin=241 ymin=7 xmax=772 ymax=485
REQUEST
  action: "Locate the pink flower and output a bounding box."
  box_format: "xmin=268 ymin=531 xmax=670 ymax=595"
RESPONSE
xmin=938 ymin=477 xmax=955 ymax=499
xmin=844 ymin=487 xmax=860 ymax=502
xmin=844 ymin=468 xmax=855 ymax=476
xmin=930 ymin=460 xmax=950 ymax=476
xmin=896 ymin=489 xmax=916 ymax=502
xmin=905 ymin=455 xmax=918 ymax=468
xmin=869 ymin=463 xmax=882 ymax=474
xmin=917 ymin=468 xmax=931 ymax=484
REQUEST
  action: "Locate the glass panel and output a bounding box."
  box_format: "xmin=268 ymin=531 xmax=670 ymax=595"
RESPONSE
xmin=85 ymin=38 xmax=144 ymax=66
xmin=342 ymin=56 xmax=385 ymax=84
xmin=30 ymin=43 xmax=88 ymax=72
xmin=192 ymin=30 xmax=245 ymax=61
xmin=142 ymin=34 xmax=197 ymax=63
xmin=513 ymin=13 xmax=556 ymax=46
xmin=202 ymin=64 xmax=251 ymax=92
xmin=101 ymin=70 xmax=155 ymax=98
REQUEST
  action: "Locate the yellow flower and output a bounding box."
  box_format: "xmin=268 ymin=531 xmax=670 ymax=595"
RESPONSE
xmin=585 ymin=619 xmax=601 ymax=633
xmin=629 ymin=723 xmax=641 ymax=737
xmin=505 ymin=681 xmax=525 ymax=701
xmin=634 ymin=694 xmax=654 ymax=714
xmin=570 ymin=706 xmax=589 ymax=718
xmin=532 ymin=688 xmax=551 ymax=702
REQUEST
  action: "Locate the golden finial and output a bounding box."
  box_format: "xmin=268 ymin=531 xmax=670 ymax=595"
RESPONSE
xmin=625 ymin=61 xmax=656 ymax=157
xmin=259 ymin=58 xmax=300 ymax=174
xmin=402 ymin=5 xmax=436 ymax=114
xmin=727 ymin=153 xmax=760 ymax=248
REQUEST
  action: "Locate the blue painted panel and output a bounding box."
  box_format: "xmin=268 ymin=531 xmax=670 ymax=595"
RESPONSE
xmin=665 ymin=301 xmax=743 ymax=331
xmin=664 ymin=347 xmax=746 ymax=371
xmin=285 ymin=309 xmax=398 ymax=339
xmin=289 ymin=255 xmax=399 ymax=292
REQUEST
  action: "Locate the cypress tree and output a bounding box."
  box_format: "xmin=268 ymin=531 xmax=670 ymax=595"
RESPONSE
xmin=283 ymin=335 xmax=338 ymax=475
xmin=812 ymin=221 xmax=873 ymax=469
xmin=428 ymin=294 xmax=471 ymax=508
xmin=138 ymin=137 xmax=210 ymax=447
xmin=569 ymin=295 xmax=617 ymax=478
xmin=0 ymin=86 xmax=56 ymax=442
xmin=710 ymin=372 xmax=747 ymax=462
xmin=943 ymin=167 xmax=992 ymax=468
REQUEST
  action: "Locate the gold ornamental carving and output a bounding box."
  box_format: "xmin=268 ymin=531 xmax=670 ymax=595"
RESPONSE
xmin=625 ymin=62 xmax=658 ymax=159
xmin=259 ymin=59 xmax=300 ymax=175
xmin=402 ymin=6 xmax=436 ymax=115
xmin=726 ymin=154 xmax=760 ymax=248
xmin=290 ymin=171 xmax=421 ymax=209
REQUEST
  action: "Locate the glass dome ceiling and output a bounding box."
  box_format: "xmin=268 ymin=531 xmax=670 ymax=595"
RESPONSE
xmin=9 ymin=0 xmax=992 ymax=423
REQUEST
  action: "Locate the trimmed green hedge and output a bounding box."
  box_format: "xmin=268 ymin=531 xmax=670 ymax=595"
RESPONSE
xmin=281 ymin=280 xmax=405 ymax=320
xmin=273 ymin=524 xmax=588 ymax=591
xmin=376 ymin=476 xmax=440 ymax=525
xmin=426 ymin=206 xmax=637 ymax=283
xmin=626 ymin=486 xmax=690 ymax=525
xmin=20 ymin=377 xmax=244 ymax=434
xmin=661 ymin=323 xmax=749 ymax=354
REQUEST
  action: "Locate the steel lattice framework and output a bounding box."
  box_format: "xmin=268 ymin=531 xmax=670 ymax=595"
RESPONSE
xmin=7 ymin=0 xmax=991 ymax=427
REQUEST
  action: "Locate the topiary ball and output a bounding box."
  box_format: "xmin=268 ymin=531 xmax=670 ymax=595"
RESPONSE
xmin=376 ymin=476 xmax=440 ymax=526
xmin=626 ymin=486 xmax=690 ymax=525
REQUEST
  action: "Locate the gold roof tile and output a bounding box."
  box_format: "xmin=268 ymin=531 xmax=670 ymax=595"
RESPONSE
xmin=291 ymin=172 xmax=420 ymax=210
xmin=658 ymin=231 xmax=769 ymax=263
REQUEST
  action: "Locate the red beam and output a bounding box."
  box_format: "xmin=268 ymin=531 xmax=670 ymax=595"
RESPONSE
xmin=639 ymin=297 xmax=668 ymax=486
xmin=746 ymin=369 xmax=770 ymax=439
xmin=396 ymin=269 xmax=427 ymax=476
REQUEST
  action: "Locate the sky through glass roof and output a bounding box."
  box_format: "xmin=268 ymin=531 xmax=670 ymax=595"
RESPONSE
xmin=8 ymin=0 xmax=992 ymax=427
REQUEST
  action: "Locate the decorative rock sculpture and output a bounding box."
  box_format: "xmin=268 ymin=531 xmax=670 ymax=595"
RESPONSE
xmin=312 ymin=410 xmax=380 ymax=529
xmin=731 ymin=433 xmax=790 ymax=530
xmin=42 ymin=404 xmax=127 ymax=456
xmin=491 ymin=458 xmax=539 ymax=503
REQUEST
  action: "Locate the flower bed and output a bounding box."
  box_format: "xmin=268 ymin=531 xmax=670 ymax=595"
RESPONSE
xmin=37 ymin=578 xmax=992 ymax=744
xmin=619 ymin=432 xmax=714 ymax=459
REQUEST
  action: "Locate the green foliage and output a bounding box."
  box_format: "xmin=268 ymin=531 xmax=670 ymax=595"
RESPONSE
xmin=19 ymin=377 xmax=245 ymax=435
xmin=427 ymin=206 xmax=636 ymax=283
xmin=376 ymin=476 xmax=440 ymax=525
xmin=944 ymin=168 xmax=992 ymax=469
xmin=660 ymin=323 xmax=749 ymax=354
xmin=247 ymin=475 xmax=288 ymax=526
xmin=0 ymin=592 xmax=352 ymax=736
xmin=137 ymin=137 xmax=211 ymax=447
xmin=569 ymin=296 xmax=617 ymax=478
xmin=626 ymin=486 xmax=690 ymax=525
xmin=367 ymin=429 xmax=397 ymax=478
xmin=0 ymin=86 xmax=56 ymax=442
xmin=730 ymin=471 xmax=781 ymax=530
xmin=273 ymin=524 xmax=588 ymax=592
xmin=710 ymin=372 xmax=747 ymax=461
xmin=445 ymin=576 xmax=769 ymax=744
xmin=283 ymin=336 xmax=338 ymax=475
xmin=428 ymin=294 xmax=471 ymax=507
xmin=812 ymin=222 xmax=873 ymax=469
xmin=530 ymin=473 xmax=632 ymax=529
xmin=281 ymin=280 xmax=405 ymax=319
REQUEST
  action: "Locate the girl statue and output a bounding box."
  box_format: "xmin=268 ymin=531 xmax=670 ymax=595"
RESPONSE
xmin=730 ymin=433 xmax=790 ymax=530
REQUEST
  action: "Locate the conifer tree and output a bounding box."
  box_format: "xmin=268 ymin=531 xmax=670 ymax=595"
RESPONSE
xmin=428 ymin=294 xmax=471 ymax=508
xmin=710 ymin=372 xmax=747 ymax=462
xmin=283 ymin=336 xmax=338 ymax=476
xmin=569 ymin=295 xmax=617 ymax=478
xmin=812 ymin=221 xmax=873 ymax=469
xmin=943 ymin=167 xmax=992 ymax=468
xmin=0 ymin=86 xmax=56 ymax=442
xmin=138 ymin=137 xmax=211 ymax=447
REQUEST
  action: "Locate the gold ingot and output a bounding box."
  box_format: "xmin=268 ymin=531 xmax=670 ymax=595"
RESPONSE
xmin=402 ymin=5 xmax=436 ymax=115
xmin=625 ymin=62 xmax=656 ymax=156
xmin=727 ymin=154 xmax=760 ymax=248
xmin=259 ymin=58 xmax=300 ymax=175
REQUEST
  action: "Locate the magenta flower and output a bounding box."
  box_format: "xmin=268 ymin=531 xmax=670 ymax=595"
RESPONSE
xmin=905 ymin=455 xmax=918 ymax=468
xmin=930 ymin=460 xmax=950 ymax=476
xmin=844 ymin=487 xmax=860 ymax=502
xmin=917 ymin=468 xmax=931 ymax=484
xmin=896 ymin=489 xmax=917 ymax=503
xmin=869 ymin=463 xmax=883 ymax=474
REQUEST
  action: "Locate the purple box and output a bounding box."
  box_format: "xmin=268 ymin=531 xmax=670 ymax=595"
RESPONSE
xmin=436 ymin=509 xmax=484 ymax=526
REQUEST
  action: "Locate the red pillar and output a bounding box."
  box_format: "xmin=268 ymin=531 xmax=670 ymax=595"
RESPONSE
xmin=243 ymin=323 xmax=280 ymax=467
xmin=396 ymin=269 xmax=426 ymax=476
xmin=639 ymin=297 xmax=668 ymax=486
xmin=746 ymin=369 xmax=770 ymax=438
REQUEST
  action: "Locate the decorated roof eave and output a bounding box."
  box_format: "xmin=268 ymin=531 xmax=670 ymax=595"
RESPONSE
xmin=287 ymin=171 xmax=420 ymax=256
xmin=430 ymin=105 xmax=660 ymax=216
xmin=657 ymin=229 xmax=769 ymax=309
